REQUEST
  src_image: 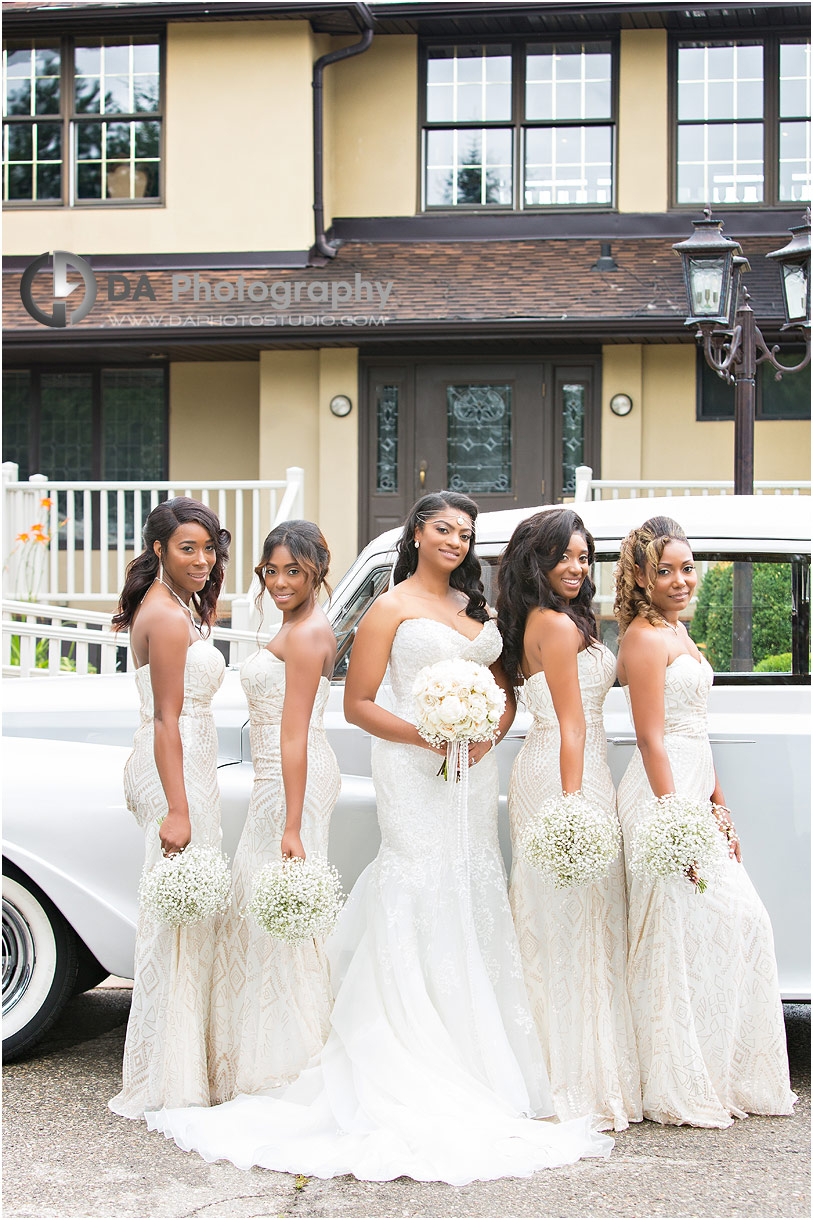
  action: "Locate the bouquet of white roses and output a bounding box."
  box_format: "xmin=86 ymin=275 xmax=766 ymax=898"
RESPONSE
xmin=246 ymin=855 xmax=345 ymax=943
xmin=139 ymin=843 xmax=232 ymax=926
xmin=412 ymin=657 xmax=506 ymax=779
xmin=518 ymin=792 xmax=621 ymax=890
xmin=629 ymin=793 xmax=725 ymax=893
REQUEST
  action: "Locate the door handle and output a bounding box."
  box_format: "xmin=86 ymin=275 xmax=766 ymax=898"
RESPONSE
xmin=419 ymin=460 xmax=427 ymax=489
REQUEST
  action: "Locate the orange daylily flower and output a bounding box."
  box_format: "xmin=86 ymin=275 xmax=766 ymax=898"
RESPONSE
xmin=40 ymin=497 xmax=53 ymax=509
xmin=16 ymin=532 xmax=30 ymax=543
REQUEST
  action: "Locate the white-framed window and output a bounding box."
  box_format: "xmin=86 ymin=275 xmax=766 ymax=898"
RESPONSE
xmin=3 ymin=34 xmax=162 ymax=206
xmin=674 ymin=35 xmax=810 ymax=207
xmin=421 ymin=39 xmax=616 ymax=210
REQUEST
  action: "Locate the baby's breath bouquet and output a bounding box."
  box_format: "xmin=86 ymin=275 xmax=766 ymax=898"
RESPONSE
xmin=413 ymin=657 xmax=505 ymax=779
xmin=139 ymin=844 xmax=231 ymax=925
xmin=246 ymin=856 xmax=345 ymax=943
xmin=629 ymin=793 xmax=725 ymax=894
xmin=517 ymin=792 xmax=622 ymax=889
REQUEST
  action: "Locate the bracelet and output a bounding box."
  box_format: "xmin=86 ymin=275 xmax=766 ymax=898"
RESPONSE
xmin=712 ymin=803 xmax=738 ymax=842
xmin=562 ymin=789 xmax=583 ymax=798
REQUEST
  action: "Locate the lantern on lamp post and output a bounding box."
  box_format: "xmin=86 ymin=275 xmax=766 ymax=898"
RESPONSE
xmin=673 ymin=208 xmax=811 ymax=674
xmin=673 ymin=207 xmax=811 ymax=496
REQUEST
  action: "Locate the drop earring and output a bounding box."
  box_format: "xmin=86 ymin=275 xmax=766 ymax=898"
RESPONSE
xmin=414 ymin=540 xmax=420 ymax=549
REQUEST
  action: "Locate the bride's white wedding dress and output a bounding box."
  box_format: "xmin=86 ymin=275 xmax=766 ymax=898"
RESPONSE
xmin=146 ymin=617 xmax=612 ymax=1183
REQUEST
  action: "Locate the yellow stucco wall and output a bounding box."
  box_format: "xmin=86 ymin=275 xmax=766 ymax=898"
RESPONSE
xmin=169 ymin=362 xmax=259 ymax=481
xmin=3 ymin=21 xmax=318 ymax=256
xmin=600 ymin=344 xmax=644 ymax=478
xmin=257 ymin=348 xmax=358 ymax=583
xmin=327 ymin=36 xmax=418 ymax=222
xmin=600 ymin=344 xmax=811 ymax=483
xmin=617 ymin=30 xmax=668 ymax=213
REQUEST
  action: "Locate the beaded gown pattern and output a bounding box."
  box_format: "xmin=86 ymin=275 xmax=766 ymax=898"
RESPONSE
xmin=110 ymin=638 xmax=225 ymax=1119
xmin=508 ymin=643 xmax=642 ymax=1131
xmin=147 ymin=617 xmax=613 ymax=1184
xmin=617 ymin=653 xmax=796 ymax=1127
xmin=208 ymin=649 xmax=340 ymax=1103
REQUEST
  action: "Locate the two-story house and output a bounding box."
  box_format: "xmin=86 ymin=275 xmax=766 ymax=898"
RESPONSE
xmin=2 ymin=0 xmax=810 ymax=583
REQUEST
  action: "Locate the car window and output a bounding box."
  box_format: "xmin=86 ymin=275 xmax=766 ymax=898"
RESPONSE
xmin=595 ymin=550 xmax=810 ymax=684
xmin=332 ymin=549 xmax=810 ymax=686
xmin=331 ymin=566 xmax=392 ymax=681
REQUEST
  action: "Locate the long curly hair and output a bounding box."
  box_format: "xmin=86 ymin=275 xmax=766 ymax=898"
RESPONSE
xmin=496 ymin=508 xmax=597 ymax=686
xmin=614 ymin=515 xmax=690 ymax=636
xmin=253 ymin=519 xmax=332 ymax=618
xmin=113 ymin=497 xmax=230 ymax=633
xmin=392 ymin=490 xmax=488 ymax=623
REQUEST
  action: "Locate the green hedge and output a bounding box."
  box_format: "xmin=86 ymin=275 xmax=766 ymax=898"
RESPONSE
xmin=690 ymin=562 xmax=792 ymax=671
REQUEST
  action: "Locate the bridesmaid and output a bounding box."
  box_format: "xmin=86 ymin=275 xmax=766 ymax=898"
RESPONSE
xmin=109 ymin=497 xmax=230 ymax=1118
xmin=497 ymin=508 xmax=641 ymax=1131
xmin=614 ymin=515 xmax=795 ymax=1126
xmin=208 ymin=520 xmax=339 ymax=1104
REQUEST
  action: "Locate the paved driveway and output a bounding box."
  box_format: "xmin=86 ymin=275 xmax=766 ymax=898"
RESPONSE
xmin=3 ymin=986 xmax=809 ymax=1219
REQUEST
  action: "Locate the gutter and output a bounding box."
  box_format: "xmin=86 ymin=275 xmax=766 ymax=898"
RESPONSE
xmin=312 ymin=3 xmax=374 ymax=261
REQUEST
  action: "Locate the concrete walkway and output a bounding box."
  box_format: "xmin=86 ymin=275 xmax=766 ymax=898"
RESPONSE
xmin=3 ymin=986 xmax=809 ymax=1219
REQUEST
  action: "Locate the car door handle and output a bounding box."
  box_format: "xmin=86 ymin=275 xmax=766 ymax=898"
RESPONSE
xmin=607 ymin=736 xmax=637 ymax=745
xmin=708 ymin=738 xmax=757 ymax=744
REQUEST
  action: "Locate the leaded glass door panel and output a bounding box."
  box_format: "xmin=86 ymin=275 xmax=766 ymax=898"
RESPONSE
xmin=415 ymin=362 xmax=550 ymax=514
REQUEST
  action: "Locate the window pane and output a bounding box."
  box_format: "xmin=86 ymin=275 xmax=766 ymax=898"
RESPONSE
xmin=375 ymin=385 xmax=399 ymax=493
xmin=760 ymin=354 xmax=811 ymax=419
xmin=690 ymin=560 xmax=792 ymax=674
xmin=3 ymin=118 xmax=61 ymax=201
xmin=426 ymin=44 xmax=512 ymax=123
xmin=426 ymin=127 xmax=512 ymax=206
xmin=75 ymin=38 xmax=159 ymax=117
xmin=699 ymin=353 xmax=811 ymax=420
xmin=526 ymin=43 xmax=611 ymax=120
xmin=780 ymin=42 xmax=811 ymax=117
xmin=524 ymin=124 xmax=612 ymax=205
xmin=446 ymin=384 xmax=512 ymax=494
xmin=40 ymin=373 xmax=93 ymax=480
xmin=561 ymin=383 xmax=585 ymax=496
xmin=102 ymin=369 xmax=165 ymax=479
xmin=678 ymin=41 xmax=763 ymax=120
xmin=3 ymin=44 xmax=60 ymax=117
xmin=677 ymin=121 xmax=763 ymax=204
xmin=75 ymin=115 xmax=161 ymax=200
xmin=779 ymin=119 xmax=812 ymax=202
xmin=1 ymin=370 xmax=31 ymax=479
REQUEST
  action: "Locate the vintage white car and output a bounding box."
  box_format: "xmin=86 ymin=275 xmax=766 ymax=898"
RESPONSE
xmin=3 ymin=495 xmax=810 ymax=1059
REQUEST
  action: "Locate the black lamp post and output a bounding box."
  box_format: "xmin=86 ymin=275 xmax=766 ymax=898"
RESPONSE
xmin=673 ymin=208 xmax=811 ymax=496
xmin=674 ymin=210 xmax=810 ymax=672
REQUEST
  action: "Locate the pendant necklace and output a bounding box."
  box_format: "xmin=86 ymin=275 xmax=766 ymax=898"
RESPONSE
xmin=156 ymin=575 xmax=201 ymax=632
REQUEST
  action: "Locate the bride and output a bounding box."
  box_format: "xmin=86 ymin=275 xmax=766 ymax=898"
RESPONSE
xmin=146 ymin=492 xmax=613 ymax=1183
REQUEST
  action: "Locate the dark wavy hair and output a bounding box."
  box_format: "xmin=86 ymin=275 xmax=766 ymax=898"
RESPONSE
xmin=253 ymin=519 xmax=332 ymax=618
xmin=112 ymin=497 xmax=230 ymax=633
xmin=392 ymin=490 xmax=488 ymax=623
xmin=496 ymin=507 xmax=597 ymax=686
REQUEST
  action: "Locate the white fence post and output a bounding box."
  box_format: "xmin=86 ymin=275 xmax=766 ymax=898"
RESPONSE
xmin=573 ymin=465 xmax=593 ymax=503
xmin=3 ymin=468 xmax=51 ymax=600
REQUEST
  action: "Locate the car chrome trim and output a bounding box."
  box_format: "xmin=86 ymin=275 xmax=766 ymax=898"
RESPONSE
xmin=2 ymin=897 xmax=35 ymax=1017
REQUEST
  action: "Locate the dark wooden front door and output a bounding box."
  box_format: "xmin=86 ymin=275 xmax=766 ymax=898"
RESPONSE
xmin=360 ymin=358 xmax=598 ymax=545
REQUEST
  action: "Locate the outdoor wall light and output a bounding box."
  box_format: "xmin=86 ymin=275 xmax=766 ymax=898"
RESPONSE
xmin=609 ymin=393 xmax=633 ymax=417
xmin=329 ymin=394 xmax=353 ymax=417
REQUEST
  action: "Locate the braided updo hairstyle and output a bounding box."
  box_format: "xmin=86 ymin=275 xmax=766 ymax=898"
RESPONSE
xmin=613 ymin=515 xmax=690 ymax=637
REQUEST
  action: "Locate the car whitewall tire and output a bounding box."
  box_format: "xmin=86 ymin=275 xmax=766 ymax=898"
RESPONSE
xmin=2 ymin=864 xmax=78 ymax=1060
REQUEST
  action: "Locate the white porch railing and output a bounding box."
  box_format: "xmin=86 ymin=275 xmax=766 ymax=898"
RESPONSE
xmin=1 ymin=463 xmax=305 ymax=605
xmin=2 ymin=599 xmax=263 ymax=678
xmin=573 ymin=466 xmax=811 ymax=502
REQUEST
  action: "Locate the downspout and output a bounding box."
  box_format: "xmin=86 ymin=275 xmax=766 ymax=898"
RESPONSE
xmin=312 ymin=3 xmax=374 ymax=260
